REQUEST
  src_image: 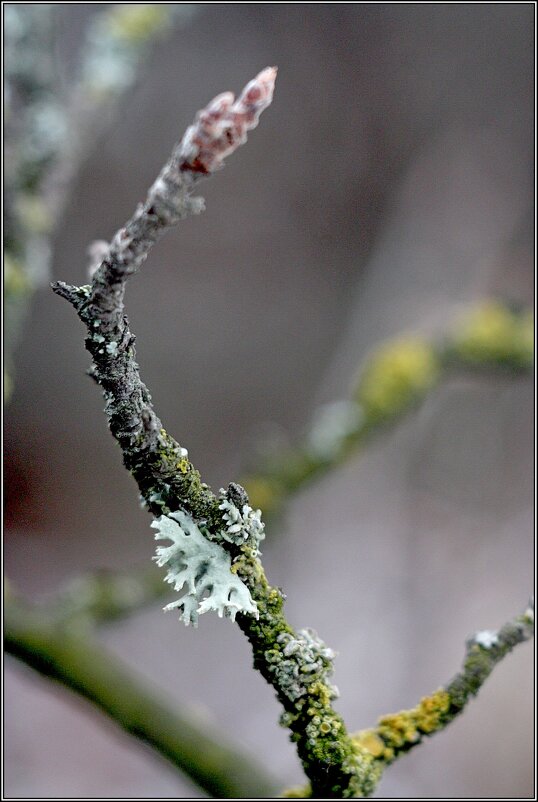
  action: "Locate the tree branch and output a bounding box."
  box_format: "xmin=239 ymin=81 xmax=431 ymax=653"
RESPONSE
xmin=36 ymin=303 xmax=533 ymax=628
xmin=51 ymin=69 xmax=380 ymax=798
xmin=240 ymin=302 xmax=534 ymax=519
xmin=48 ymin=70 xmax=534 ymax=798
xmin=47 ymin=565 xmax=171 ymax=627
xmin=351 ymin=601 xmax=535 ymax=766
xmin=5 ymin=593 xmax=276 ymax=799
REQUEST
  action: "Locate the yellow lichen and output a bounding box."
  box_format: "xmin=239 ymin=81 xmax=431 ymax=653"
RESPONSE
xmin=453 ymin=301 xmax=534 ymax=367
xmin=176 ymin=458 xmax=190 ymax=474
xmin=107 ymin=4 xmax=169 ymax=42
xmin=307 ymin=680 xmax=333 ymax=709
xmin=5 ymin=255 xmax=31 ymax=297
xmin=377 ymin=711 xmax=419 ymax=748
xmin=360 ymin=688 xmax=450 ymax=759
xmin=352 ymin=730 xmax=386 ymax=758
xmin=355 ymin=337 xmax=439 ymax=420
xmin=414 ymin=689 xmax=450 ymax=733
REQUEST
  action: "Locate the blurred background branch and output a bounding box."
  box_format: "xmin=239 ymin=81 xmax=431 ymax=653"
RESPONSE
xmin=6 ymin=300 xmax=532 ymax=627
xmin=4 ymin=4 xmax=196 ymax=400
xmin=5 ymin=587 xmax=277 ymax=799
xmin=241 ymin=301 xmax=534 ymax=519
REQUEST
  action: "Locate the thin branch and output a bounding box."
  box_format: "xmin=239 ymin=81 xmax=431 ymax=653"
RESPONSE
xmin=48 ymin=565 xmax=171 ymax=626
xmin=5 ymin=593 xmax=276 ymax=799
xmin=351 ymin=601 xmax=535 ymax=766
xmin=240 ymin=303 xmax=534 ymax=519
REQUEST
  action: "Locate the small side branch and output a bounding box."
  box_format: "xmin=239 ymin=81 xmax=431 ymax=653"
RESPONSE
xmin=352 ymin=601 xmax=535 ymax=766
xmin=48 ymin=565 xmax=171 ymax=627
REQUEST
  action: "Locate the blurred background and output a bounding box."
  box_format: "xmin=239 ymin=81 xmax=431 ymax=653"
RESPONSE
xmin=4 ymin=3 xmax=534 ymax=798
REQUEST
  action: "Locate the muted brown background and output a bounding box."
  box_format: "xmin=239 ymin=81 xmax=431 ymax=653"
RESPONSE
xmin=5 ymin=4 xmax=534 ymax=798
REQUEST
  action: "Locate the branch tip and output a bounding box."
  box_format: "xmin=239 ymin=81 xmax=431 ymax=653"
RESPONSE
xmin=179 ymin=66 xmax=277 ymax=174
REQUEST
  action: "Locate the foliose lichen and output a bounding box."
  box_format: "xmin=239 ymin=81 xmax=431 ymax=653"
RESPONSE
xmin=152 ymin=509 xmax=259 ymax=626
xmin=269 ymin=628 xmax=339 ymax=705
xmin=218 ymin=485 xmax=265 ymax=552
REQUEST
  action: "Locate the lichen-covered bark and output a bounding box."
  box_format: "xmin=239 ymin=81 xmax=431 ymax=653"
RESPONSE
xmin=52 ymin=70 xmax=534 ymax=798
xmin=52 ymin=71 xmax=379 ymax=798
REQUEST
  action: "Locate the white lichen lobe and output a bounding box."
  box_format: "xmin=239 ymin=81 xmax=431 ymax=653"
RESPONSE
xmin=152 ymin=509 xmax=258 ymax=626
xmin=474 ymin=630 xmax=499 ymax=649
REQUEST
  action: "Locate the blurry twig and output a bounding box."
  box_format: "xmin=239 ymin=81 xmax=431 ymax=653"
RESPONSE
xmin=48 ymin=565 xmax=170 ymax=627
xmin=241 ymin=301 xmax=534 ymax=519
xmin=5 ymin=590 xmax=277 ymax=799
xmin=4 ymin=4 xmax=194 ymax=400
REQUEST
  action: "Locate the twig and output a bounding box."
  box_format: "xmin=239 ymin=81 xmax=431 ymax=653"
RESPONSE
xmin=5 ymin=593 xmax=276 ymax=799
xmin=351 ymin=601 xmax=535 ymax=766
xmin=48 ymin=565 xmax=171 ymax=626
xmin=240 ymin=303 xmax=534 ymax=518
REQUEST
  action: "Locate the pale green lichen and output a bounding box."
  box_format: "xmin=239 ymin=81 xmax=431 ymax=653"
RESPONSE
xmin=307 ymin=400 xmax=363 ymax=459
xmin=474 ymin=629 xmax=499 ymax=649
xmin=152 ymin=509 xmax=259 ymax=626
xmin=270 ymin=629 xmax=338 ymax=705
